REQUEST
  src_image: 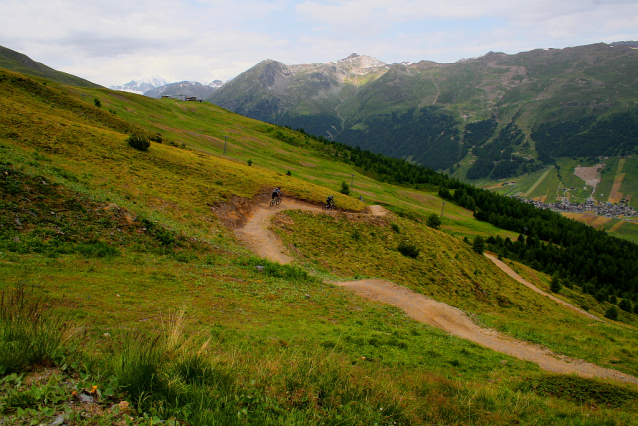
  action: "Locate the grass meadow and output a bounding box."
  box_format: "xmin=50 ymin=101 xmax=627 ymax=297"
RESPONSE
xmin=1 ymin=68 xmax=638 ymax=424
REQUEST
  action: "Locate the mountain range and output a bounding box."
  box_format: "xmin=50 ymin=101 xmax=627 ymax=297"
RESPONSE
xmin=207 ymin=44 xmax=638 ymax=178
xmin=143 ymin=80 xmax=224 ymax=99
xmin=109 ymin=77 xmax=174 ymax=94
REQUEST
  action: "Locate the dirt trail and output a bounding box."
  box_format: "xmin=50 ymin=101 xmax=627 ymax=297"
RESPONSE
xmin=234 ymin=197 xmax=320 ymax=264
xmin=233 ymin=199 xmax=638 ymax=385
xmin=484 ymin=254 xmax=602 ymax=322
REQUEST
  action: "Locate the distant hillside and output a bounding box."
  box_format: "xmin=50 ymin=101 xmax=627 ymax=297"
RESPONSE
xmin=208 ymin=44 xmax=638 ymax=177
xmin=0 ymin=45 xmax=101 ymax=88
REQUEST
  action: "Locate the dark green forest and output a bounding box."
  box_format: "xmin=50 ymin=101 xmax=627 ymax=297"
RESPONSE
xmin=439 ymin=185 xmax=638 ymax=311
xmin=532 ymin=111 xmax=638 ymax=160
xmin=337 ymin=107 xmax=462 ymax=170
xmin=466 ymin=121 xmax=542 ymax=180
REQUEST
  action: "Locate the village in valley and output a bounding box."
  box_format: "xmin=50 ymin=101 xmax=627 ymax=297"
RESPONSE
xmin=516 ymin=196 xmax=638 ymax=220
xmin=505 ymin=160 xmax=638 ymax=221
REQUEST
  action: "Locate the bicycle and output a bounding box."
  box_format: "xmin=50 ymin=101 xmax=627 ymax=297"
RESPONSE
xmin=322 ymin=201 xmax=336 ymax=210
xmin=270 ymin=196 xmax=282 ymax=207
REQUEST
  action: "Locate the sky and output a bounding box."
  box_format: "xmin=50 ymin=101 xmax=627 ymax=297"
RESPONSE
xmin=2 ymin=0 xmax=637 ymax=87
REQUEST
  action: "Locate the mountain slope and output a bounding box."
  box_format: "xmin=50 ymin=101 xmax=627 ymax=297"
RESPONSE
xmin=208 ymin=43 xmax=638 ymax=177
xmin=2 ymin=66 xmax=638 ymax=424
xmin=0 ymin=45 xmax=101 ymax=88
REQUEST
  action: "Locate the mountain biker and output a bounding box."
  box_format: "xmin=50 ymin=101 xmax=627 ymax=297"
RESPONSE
xmin=272 ymin=186 xmax=282 ymax=200
xmin=326 ymin=195 xmax=334 ymax=208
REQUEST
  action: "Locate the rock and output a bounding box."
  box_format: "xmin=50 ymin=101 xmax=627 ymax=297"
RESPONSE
xmin=50 ymin=414 xmax=67 ymax=426
xmin=13 ymin=236 xmax=20 ymax=242
xmin=14 ymin=217 xmax=22 ymax=227
xmin=255 ymin=265 xmax=265 ymax=272
xmin=305 ymin=294 xmax=311 ymax=299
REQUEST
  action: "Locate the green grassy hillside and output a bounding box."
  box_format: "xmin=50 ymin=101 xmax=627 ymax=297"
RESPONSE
xmin=1 ymin=68 xmax=638 ymax=425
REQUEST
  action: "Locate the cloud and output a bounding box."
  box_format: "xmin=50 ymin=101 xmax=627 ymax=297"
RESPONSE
xmin=1 ymin=0 xmax=636 ymax=86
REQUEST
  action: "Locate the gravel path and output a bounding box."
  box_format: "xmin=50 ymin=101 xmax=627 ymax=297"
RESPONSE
xmin=233 ymin=199 xmax=638 ymax=384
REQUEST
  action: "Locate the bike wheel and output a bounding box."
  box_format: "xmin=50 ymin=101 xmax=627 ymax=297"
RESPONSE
xmin=276 ymin=197 xmax=282 ymax=205
xmin=322 ymin=204 xmax=329 ymax=210
xmin=270 ymin=199 xmax=275 ymax=207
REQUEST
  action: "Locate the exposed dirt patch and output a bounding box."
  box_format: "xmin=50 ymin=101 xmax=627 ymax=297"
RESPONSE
xmin=228 ymin=198 xmax=638 ymax=385
xmin=574 ymin=164 xmax=603 ymax=187
xmin=211 ymin=195 xmax=258 ymax=229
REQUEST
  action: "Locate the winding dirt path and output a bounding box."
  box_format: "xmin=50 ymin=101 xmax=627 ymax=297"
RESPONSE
xmin=484 ymin=254 xmax=602 ymax=322
xmin=233 ymin=199 xmax=638 ymax=384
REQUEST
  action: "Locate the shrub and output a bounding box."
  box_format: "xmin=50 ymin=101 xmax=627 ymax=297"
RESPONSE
xmin=472 ymin=236 xmax=486 ymax=254
xmin=286 ymin=170 xmax=292 ymax=176
xmin=397 ymin=240 xmax=420 ymax=258
xmin=391 ymin=223 xmax=400 ymax=233
xmin=618 ymin=299 xmax=632 ymax=312
xmin=247 ymin=159 xmax=253 ymax=166
xmin=93 ymin=97 xmax=101 ymax=108
xmin=595 ymin=289 xmax=608 ymax=303
xmin=605 ymin=306 xmax=619 ymax=321
xmin=149 ymin=133 xmax=163 ymax=143
xmin=339 ymin=181 xmax=350 ymax=196
xmin=426 ymin=213 xmax=441 ymax=229
xmin=127 ymin=134 xmax=151 ymax=151
xmin=550 ymin=273 xmax=562 ymax=294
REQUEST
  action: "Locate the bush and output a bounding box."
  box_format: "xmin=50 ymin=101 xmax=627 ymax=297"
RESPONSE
xmin=127 ymin=134 xmax=151 ymax=151
xmin=149 ymin=133 xmax=163 ymax=143
xmin=618 ymin=299 xmax=632 ymax=312
xmin=426 ymin=213 xmax=441 ymax=229
xmin=339 ymin=181 xmax=350 ymax=196
xmin=550 ymin=273 xmax=562 ymax=294
xmin=93 ymin=97 xmax=101 ymax=108
xmin=605 ymin=306 xmax=619 ymax=321
xmin=472 ymin=236 xmax=486 ymax=254
xmin=397 ymin=240 xmax=420 ymax=258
